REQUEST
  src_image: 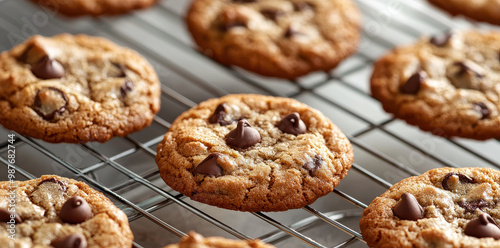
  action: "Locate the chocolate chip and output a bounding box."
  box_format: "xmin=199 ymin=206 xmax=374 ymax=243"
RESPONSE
xmin=284 ymin=26 xmax=302 ymax=38
xmin=0 ymin=207 xmax=22 ymax=223
xmin=261 ymin=9 xmax=283 ymax=21
xmin=465 ymin=213 xmax=500 ymax=240
xmin=193 ymin=153 xmax=224 ymax=177
xmin=393 ymin=193 xmax=424 ymax=221
xmin=218 ymin=21 xmax=246 ymax=32
xmin=453 ymin=61 xmax=484 ymax=78
xmin=400 ymin=71 xmax=426 ymax=94
xmin=225 ymin=119 xmax=261 ymax=149
xmin=111 ymin=63 xmax=127 ymax=78
xmin=294 ymin=2 xmax=314 ymax=11
xmin=120 ymin=79 xmax=134 ymax=98
xmin=34 ymin=87 xmax=68 ymax=121
xmin=39 ymin=178 xmax=67 ymax=192
xmin=473 ymin=102 xmax=491 ymax=120
xmin=209 ymin=103 xmax=234 ymax=126
xmin=31 ymin=56 xmax=64 ymax=80
xmin=441 ymin=172 xmax=475 ymax=191
xmin=59 ymin=196 xmax=92 ymax=224
xmin=429 ymin=31 xmax=454 ymax=47
xmin=458 ymin=199 xmax=489 ymax=214
xmin=303 ymin=155 xmax=323 ymax=176
xmin=51 ymin=234 xmax=87 ymax=248
xmin=277 ymin=112 xmax=307 ymax=135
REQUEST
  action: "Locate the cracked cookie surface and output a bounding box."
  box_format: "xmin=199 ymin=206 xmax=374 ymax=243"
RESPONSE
xmin=371 ymin=30 xmax=500 ymax=140
xmin=186 ymin=0 xmax=361 ymax=79
xmin=428 ymin=0 xmax=500 ymax=26
xmin=30 ymin=0 xmax=158 ymax=17
xmin=0 ymin=175 xmax=133 ymax=247
xmin=360 ymin=167 xmax=500 ymax=248
xmin=155 ymin=94 xmax=353 ymax=212
xmin=0 ymin=34 xmax=161 ymax=143
xmin=164 ymin=231 xmax=276 ymax=248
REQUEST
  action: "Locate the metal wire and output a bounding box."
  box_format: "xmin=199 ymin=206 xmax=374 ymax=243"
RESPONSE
xmin=1 ymin=0 xmax=499 ymax=247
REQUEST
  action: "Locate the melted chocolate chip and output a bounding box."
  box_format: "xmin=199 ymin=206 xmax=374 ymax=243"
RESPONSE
xmin=261 ymin=9 xmax=283 ymax=21
xmin=0 ymin=207 xmax=22 ymax=223
xmin=34 ymin=87 xmax=68 ymax=121
xmin=193 ymin=153 xmax=224 ymax=177
xmin=59 ymin=196 xmax=92 ymax=224
xmin=120 ymin=79 xmax=134 ymax=98
xmin=39 ymin=178 xmax=67 ymax=192
xmin=277 ymin=112 xmax=307 ymax=135
xmin=31 ymin=56 xmax=64 ymax=80
xmin=284 ymin=26 xmax=302 ymax=38
xmin=393 ymin=193 xmax=424 ymax=221
xmin=458 ymin=199 xmax=489 ymax=214
xmin=473 ymin=102 xmax=490 ymax=120
xmin=218 ymin=21 xmax=246 ymax=32
xmin=225 ymin=119 xmax=261 ymax=149
xmin=209 ymin=103 xmax=234 ymax=126
xmin=294 ymin=2 xmax=314 ymax=11
xmin=465 ymin=213 xmax=500 ymax=240
xmin=441 ymin=172 xmax=475 ymax=191
xmin=51 ymin=234 xmax=87 ymax=248
xmin=303 ymin=155 xmax=323 ymax=176
xmin=453 ymin=61 xmax=484 ymax=78
xmin=401 ymin=71 xmax=426 ymax=94
xmin=429 ymin=31 xmax=454 ymax=47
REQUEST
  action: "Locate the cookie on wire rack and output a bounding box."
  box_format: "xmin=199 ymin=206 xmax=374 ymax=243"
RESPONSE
xmin=164 ymin=231 xmax=276 ymax=248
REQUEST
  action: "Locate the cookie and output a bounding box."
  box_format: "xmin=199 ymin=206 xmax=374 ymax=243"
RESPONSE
xmin=371 ymin=30 xmax=500 ymax=140
xmin=0 ymin=34 xmax=161 ymax=143
xmin=428 ymin=0 xmax=500 ymax=26
xmin=155 ymin=94 xmax=354 ymax=212
xmin=0 ymin=175 xmax=133 ymax=247
xmin=30 ymin=0 xmax=158 ymax=17
xmin=164 ymin=231 xmax=276 ymax=248
xmin=359 ymin=167 xmax=500 ymax=248
xmin=186 ymin=0 xmax=361 ymax=79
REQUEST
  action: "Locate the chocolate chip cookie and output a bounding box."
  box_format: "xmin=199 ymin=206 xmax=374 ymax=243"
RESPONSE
xmin=0 ymin=34 xmax=161 ymax=143
xmin=371 ymin=30 xmax=500 ymax=140
xmin=428 ymin=0 xmax=500 ymax=26
xmin=360 ymin=167 xmax=500 ymax=248
xmin=30 ymin=0 xmax=158 ymax=17
xmin=164 ymin=231 xmax=276 ymax=248
xmin=0 ymin=175 xmax=133 ymax=247
xmin=155 ymin=94 xmax=354 ymax=212
xmin=186 ymin=0 xmax=361 ymax=79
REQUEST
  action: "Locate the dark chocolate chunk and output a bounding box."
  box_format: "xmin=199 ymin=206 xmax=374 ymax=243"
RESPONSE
xmin=34 ymin=87 xmax=68 ymax=121
xmin=429 ymin=31 xmax=454 ymax=47
xmin=31 ymin=56 xmax=64 ymax=80
xmin=261 ymin=9 xmax=283 ymax=21
xmin=441 ymin=172 xmax=475 ymax=191
xmin=209 ymin=103 xmax=234 ymax=126
xmin=465 ymin=213 xmax=500 ymax=240
xmin=225 ymin=119 xmax=261 ymax=149
xmin=473 ymin=102 xmax=490 ymax=120
xmin=277 ymin=112 xmax=307 ymax=135
xmin=120 ymin=79 xmax=134 ymax=98
xmin=453 ymin=61 xmax=484 ymax=78
xmin=294 ymin=2 xmax=314 ymax=11
xmin=0 ymin=207 xmax=22 ymax=223
xmin=401 ymin=71 xmax=426 ymax=94
xmin=193 ymin=153 xmax=224 ymax=177
xmin=284 ymin=26 xmax=302 ymax=38
xmin=51 ymin=234 xmax=87 ymax=248
xmin=303 ymin=155 xmax=323 ymax=176
xmin=218 ymin=21 xmax=246 ymax=32
xmin=458 ymin=199 xmax=489 ymax=214
xmin=59 ymin=196 xmax=92 ymax=224
xmin=393 ymin=193 xmax=424 ymax=221
xmin=39 ymin=178 xmax=67 ymax=192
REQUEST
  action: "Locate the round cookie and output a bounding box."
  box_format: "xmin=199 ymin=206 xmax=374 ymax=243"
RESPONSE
xmin=360 ymin=167 xmax=500 ymax=248
xmin=0 ymin=175 xmax=133 ymax=247
xmin=186 ymin=0 xmax=361 ymax=79
xmin=0 ymin=34 xmax=161 ymax=143
xmin=155 ymin=94 xmax=354 ymax=212
xmin=371 ymin=30 xmax=500 ymax=140
xmin=427 ymin=0 xmax=500 ymax=26
xmin=30 ymin=0 xmax=158 ymax=17
xmin=164 ymin=231 xmax=276 ymax=248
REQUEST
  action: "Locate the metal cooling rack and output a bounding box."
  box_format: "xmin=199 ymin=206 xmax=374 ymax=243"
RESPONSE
xmin=1 ymin=0 xmax=500 ymax=247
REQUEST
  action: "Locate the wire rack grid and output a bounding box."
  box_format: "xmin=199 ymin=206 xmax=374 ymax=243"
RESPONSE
xmin=1 ymin=0 xmax=500 ymax=247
